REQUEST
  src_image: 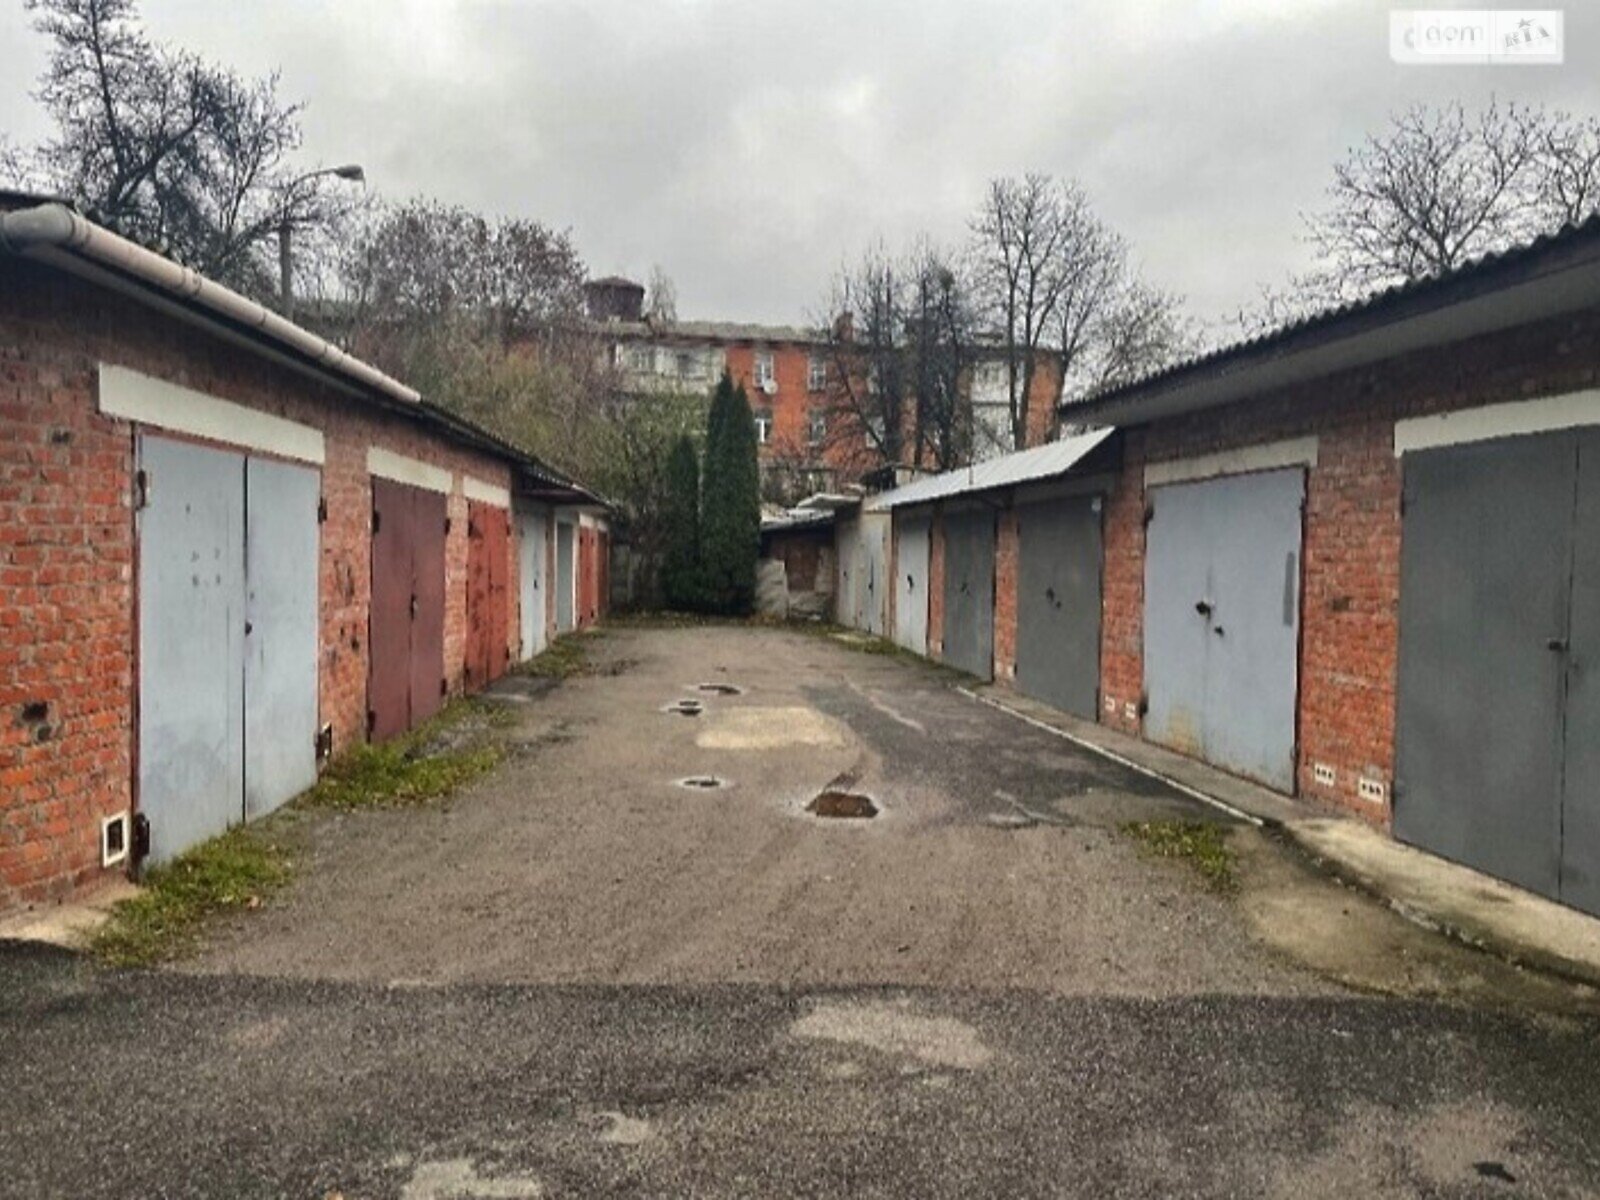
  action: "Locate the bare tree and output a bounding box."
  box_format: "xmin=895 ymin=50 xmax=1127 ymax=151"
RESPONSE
xmin=340 ymin=198 xmax=585 ymax=363
xmin=820 ymin=245 xmax=909 ymax=468
xmin=969 ymin=174 xmax=1070 ymax=451
xmin=644 ymin=265 xmax=678 ymax=323
xmin=970 ymin=175 xmax=1191 ymax=419
xmin=1089 ymin=281 xmax=1191 ymax=392
xmin=904 ymin=242 xmax=975 ymax=471
xmin=1298 ymin=100 xmax=1600 ymax=303
xmin=1530 ymin=109 xmax=1600 ymax=227
xmin=20 ymin=0 xmax=350 ymax=297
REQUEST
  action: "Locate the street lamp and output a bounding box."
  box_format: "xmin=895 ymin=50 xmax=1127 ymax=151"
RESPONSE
xmin=279 ymin=163 xmax=365 ymax=321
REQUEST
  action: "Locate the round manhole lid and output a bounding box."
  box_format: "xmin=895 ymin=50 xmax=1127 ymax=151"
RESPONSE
xmin=676 ymin=775 xmax=729 ymax=791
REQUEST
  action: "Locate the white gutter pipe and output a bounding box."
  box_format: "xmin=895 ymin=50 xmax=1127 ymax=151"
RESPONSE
xmin=0 ymin=202 xmax=420 ymax=407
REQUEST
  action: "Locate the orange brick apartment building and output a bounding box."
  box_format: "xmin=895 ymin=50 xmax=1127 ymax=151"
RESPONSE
xmin=582 ymin=278 xmax=1059 ymax=498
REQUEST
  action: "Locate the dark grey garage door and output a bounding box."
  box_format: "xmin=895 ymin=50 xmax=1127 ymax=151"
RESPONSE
xmin=1397 ymin=428 xmax=1600 ymax=915
xmin=1016 ymin=494 xmax=1103 ymax=720
xmin=1144 ymin=468 xmax=1304 ymax=791
xmin=942 ymin=508 xmax=995 ymax=680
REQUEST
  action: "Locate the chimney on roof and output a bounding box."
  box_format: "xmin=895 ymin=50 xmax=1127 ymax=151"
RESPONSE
xmin=584 ymin=276 xmax=645 ymax=323
xmin=833 ymin=311 xmax=854 ymax=342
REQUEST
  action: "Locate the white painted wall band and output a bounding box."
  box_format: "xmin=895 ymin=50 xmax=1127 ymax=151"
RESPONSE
xmin=367 ymin=447 xmax=453 ymax=495
xmin=99 ymin=363 xmax=325 ymax=465
xmin=1394 ymin=388 xmax=1600 ymax=456
xmin=1144 ymin=436 xmax=1319 ymax=488
xmin=463 ymin=475 xmax=511 ymax=509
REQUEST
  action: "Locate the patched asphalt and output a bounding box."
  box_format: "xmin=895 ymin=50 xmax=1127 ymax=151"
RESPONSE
xmin=4 ymin=625 xmax=1600 ymax=1197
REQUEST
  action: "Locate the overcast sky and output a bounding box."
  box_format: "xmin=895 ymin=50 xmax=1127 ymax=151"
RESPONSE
xmin=3 ymin=0 xmax=1598 ymax=330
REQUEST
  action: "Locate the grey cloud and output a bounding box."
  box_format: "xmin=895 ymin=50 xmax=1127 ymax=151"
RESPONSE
xmin=1 ymin=0 xmax=1597 ymax=329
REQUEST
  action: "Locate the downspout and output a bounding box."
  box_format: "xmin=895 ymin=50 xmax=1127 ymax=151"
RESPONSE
xmin=0 ymin=201 xmax=421 ymax=407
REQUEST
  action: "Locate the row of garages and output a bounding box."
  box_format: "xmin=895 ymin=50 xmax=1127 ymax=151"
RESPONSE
xmin=0 ymin=198 xmax=608 ymax=915
xmin=833 ymin=213 xmax=1600 ymax=919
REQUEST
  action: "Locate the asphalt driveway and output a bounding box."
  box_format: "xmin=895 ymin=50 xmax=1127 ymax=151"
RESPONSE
xmin=4 ymin=624 xmax=1600 ymax=1198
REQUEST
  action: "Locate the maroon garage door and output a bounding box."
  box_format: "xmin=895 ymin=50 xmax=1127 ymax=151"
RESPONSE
xmin=369 ymin=477 xmax=448 ymax=741
xmin=465 ymin=501 xmax=511 ymax=690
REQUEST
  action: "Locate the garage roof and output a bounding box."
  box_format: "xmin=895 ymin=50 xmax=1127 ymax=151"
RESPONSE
xmin=0 ymin=195 xmax=603 ymax=508
xmin=863 ymin=428 xmax=1115 ymax=512
xmin=1066 ymin=212 xmax=1600 ymax=430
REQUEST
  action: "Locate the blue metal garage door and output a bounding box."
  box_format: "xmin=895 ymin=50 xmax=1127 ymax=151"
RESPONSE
xmin=1144 ymin=468 xmax=1303 ymax=791
xmin=138 ymin=436 xmax=246 ymax=864
xmin=555 ymin=521 xmax=575 ymax=633
xmin=243 ymin=457 xmax=320 ymax=820
xmin=894 ymin=515 xmax=931 ymax=655
xmin=517 ymin=506 xmax=548 ymax=659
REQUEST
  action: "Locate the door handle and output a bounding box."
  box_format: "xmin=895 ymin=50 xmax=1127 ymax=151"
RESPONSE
xmin=1548 ymin=637 xmax=1568 ymax=652
xmin=1195 ymin=599 xmax=1213 ymax=618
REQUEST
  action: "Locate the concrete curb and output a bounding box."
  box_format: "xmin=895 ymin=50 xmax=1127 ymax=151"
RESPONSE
xmin=963 ymin=682 xmax=1600 ymax=993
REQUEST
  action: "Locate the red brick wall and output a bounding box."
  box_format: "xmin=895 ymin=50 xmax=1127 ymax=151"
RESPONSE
xmin=0 ymin=322 xmax=134 ymax=915
xmin=1099 ymin=306 xmax=1600 ymax=823
xmin=0 ymin=259 xmax=524 ymax=914
xmin=993 ymin=508 xmax=1019 ymax=681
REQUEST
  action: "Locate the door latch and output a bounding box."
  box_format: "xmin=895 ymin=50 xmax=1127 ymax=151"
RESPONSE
xmin=1195 ymin=599 xmax=1214 ymax=618
xmin=1548 ymin=637 xmax=1568 ymax=652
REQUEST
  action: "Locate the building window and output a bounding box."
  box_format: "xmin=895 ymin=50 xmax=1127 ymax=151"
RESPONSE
xmin=754 ymin=351 xmax=776 ymax=390
xmin=807 ymin=355 xmax=827 ymax=392
xmin=807 ymin=408 xmax=827 ymax=446
xmin=675 ymin=350 xmax=698 ymax=378
xmin=625 ymin=344 xmax=654 ymax=373
xmin=755 ymin=409 xmax=774 ymax=444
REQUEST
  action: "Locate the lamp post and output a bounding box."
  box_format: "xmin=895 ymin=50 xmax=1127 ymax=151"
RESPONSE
xmin=279 ymin=163 xmax=365 ymax=321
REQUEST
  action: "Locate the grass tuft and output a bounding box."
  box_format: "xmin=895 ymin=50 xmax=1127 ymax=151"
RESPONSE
xmin=89 ymin=827 xmax=291 ymax=967
xmin=514 ymin=631 xmax=606 ymax=679
xmin=297 ymin=699 xmax=506 ymax=811
xmin=1122 ymin=819 xmax=1238 ymax=893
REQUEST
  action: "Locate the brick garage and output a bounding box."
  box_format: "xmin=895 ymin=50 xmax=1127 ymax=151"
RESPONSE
xmin=1085 ymin=229 xmax=1600 ymax=825
xmin=0 ymin=201 xmax=602 ymax=918
xmin=1075 ymin=216 xmax=1600 ymax=914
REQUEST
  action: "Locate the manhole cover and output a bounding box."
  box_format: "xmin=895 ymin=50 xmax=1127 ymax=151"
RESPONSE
xmin=807 ymin=790 xmax=878 ymax=819
xmin=661 ymin=699 xmax=704 ymax=717
xmin=694 ymin=682 xmax=743 ymax=696
xmin=676 ymin=776 xmax=728 ymax=790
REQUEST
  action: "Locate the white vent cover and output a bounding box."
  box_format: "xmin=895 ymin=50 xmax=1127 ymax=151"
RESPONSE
xmin=101 ymin=811 xmax=130 ymax=868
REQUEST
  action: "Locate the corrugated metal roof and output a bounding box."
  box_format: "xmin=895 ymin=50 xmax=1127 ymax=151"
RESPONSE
xmin=1070 ymin=210 xmax=1600 ymax=421
xmin=863 ymin=428 xmax=1115 ymax=511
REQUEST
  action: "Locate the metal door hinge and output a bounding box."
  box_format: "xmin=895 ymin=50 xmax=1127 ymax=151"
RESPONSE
xmin=366 ymin=710 xmax=377 ymax=738
xmin=317 ymin=497 xmax=328 ymax=524
xmin=134 ymin=469 xmax=151 ymax=510
xmin=131 ymin=813 xmax=151 ymax=864
xmin=440 ymin=677 xmax=448 ymax=697
xmin=371 ymin=510 xmax=381 ymax=534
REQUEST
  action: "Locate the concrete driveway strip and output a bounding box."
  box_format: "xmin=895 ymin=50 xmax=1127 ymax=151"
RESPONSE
xmin=6 ymin=625 xmax=1600 ymax=1197
xmin=6 ymin=941 xmax=1600 ymax=1199
xmin=184 ymin=625 xmax=1311 ymax=996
